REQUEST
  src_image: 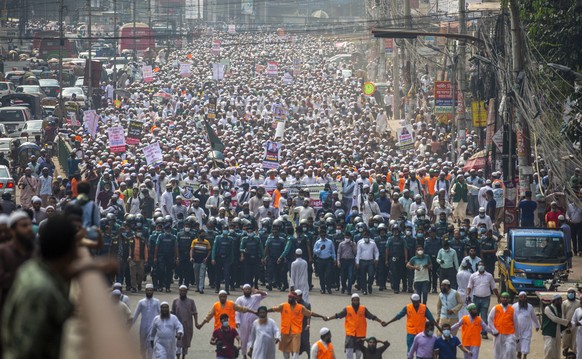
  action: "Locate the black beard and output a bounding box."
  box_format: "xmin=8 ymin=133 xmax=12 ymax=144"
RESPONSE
xmin=146 ymin=293 xmax=153 ymax=299
xmin=244 ymin=293 xmax=251 ymax=298
xmin=161 ymin=312 xmax=170 ymax=319
xmin=17 ymin=233 xmax=34 ymax=252
xmin=180 ymin=295 xmax=187 ymax=300
xmin=369 ymin=347 xmax=376 ymax=353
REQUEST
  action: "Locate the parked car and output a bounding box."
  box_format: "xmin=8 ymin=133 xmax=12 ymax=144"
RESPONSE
xmin=0 ymin=107 xmax=33 ymax=137
xmin=0 ymin=82 xmax=15 ymax=97
xmin=20 ymin=120 xmax=44 ymax=140
xmin=38 ymin=79 xmax=61 ymax=98
xmin=0 ymin=165 xmax=15 ymax=195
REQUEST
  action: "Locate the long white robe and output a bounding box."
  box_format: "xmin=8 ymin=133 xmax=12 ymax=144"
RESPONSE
xmin=512 ymin=302 xmax=539 ymax=354
xmin=571 ymin=307 xmax=582 ymax=359
xmin=132 ymin=297 xmax=161 ymax=358
xmin=456 ymin=269 xmax=472 ymax=320
xmin=235 ymin=292 xmax=267 ymax=356
xmin=149 ymin=314 xmax=184 ymax=359
xmin=488 ymin=304 xmax=519 ymax=359
xmin=289 ymin=258 xmax=310 ymax=304
xmin=544 ymin=304 xmax=571 ymax=359
xmin=248 ymin=318 xmax=281 ymax=359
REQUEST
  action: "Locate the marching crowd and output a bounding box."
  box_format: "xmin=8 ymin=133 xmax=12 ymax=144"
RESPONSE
xmin=0 ymin=28 xmax=582 ymax=359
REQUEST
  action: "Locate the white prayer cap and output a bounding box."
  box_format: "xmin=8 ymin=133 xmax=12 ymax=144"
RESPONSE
xmin=8 ymin=210 xmax=29 ymax=228
xmin=441 ymin=279 xmax=450 ymax=285
xmin=219 ymin=290 xmax=228 ymax=295
xmin=32 ymin=196 xmax=42 ymax=203
xmin=319 ymin=327 xmax=330 ymax=336
xmin=0 ymin=214 xmax=8 ymax=225
xmin=351 ymin=293 xmax=360 ymax=299
xmin=411 ymin=294 xmax=421 ymax=301
xmin=160 ymin=301 xmax=169 ymax=307
xmin=145 ymin=284 xmax=154 ymax=289
xmin=179 ymin=285 xmax=188 ymax=290
xmin=295 ymin=248 xmax=303 ymax=255
xmin=553 ymin=294 xmax=562 ymax=301
xmin=518 ymin=291 xmax=527 ymax=297
xmin=112 ymin=289 xmax=121 ymax=296
xmin=295 ymin=289 xmax=303 ymax=296
xmin=243 ymin=284 xmax=252 ymax=289
xmin=46 ymin=206 xmax=55 ymax=211
xmin=113 ymin=282 xmax=122 ymax=289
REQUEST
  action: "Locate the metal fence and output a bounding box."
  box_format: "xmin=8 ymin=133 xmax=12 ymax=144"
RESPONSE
xmin=57 ymin=134 xmax=73 ymax=176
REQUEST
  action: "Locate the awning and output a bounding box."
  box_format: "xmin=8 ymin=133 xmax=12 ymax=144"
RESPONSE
xmin=462 ymin=150 xmax=488 ymax=172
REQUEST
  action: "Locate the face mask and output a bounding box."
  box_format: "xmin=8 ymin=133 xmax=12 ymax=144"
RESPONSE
xmin=336 ymin=229 xmax=341 ymax=234
xmin=478 ymin=265 xmax=485 ymax=273
xmin=184 ymin=228 xmax=191 ymax=232
xmin=324 ymin=336 xmax=332 ymax=344
xmin=222 ymin=321 xmax=229 ymax=328
xmin=417 ymin=250 xmax=424 ymax=256
xmin=568 ymin=293 xmax=576 ymax=300
xmin=344 ymin=237 xmax=350 ymax=241
xmin=440 ymin=219 xmax=446 ymax=223
xmin=358 ymin=228 xmax=363 ymax=232
xmin=405 ymin=230 xmax=412 ymax=236
xmin=443 ymin=329 xmax=451 ymax=337
xmin=416 ymin=233 xmax=424 ymax=239
xmin=351 ymin=210 xmax=358 ymax=215
xmin=427 ymin=330 xmax=434 ymax=336
xmin=223 ymin=230 xmax=229 ymax=235
xmin=480 ymin=228 xmax=486 ymax=233
xmin=459 ymin=231 xmax=466 ymax=236
xmin=479 ymin=214 xmax=485 ymax=218
xmin=136 ymin=223 xmax=142 ymax=228
xmin=364 ymin=238 xmax=370 ymax=243
xmin=374 ymin=223 xmax=379 ymax=228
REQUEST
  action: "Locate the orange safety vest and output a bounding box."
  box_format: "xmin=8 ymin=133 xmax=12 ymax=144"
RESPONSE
xmin=406 ymin=303 xmax=427 ymax=335
xmin=273 ymin=189 xmax=281 ymax=209
xmin=460 ymin=315 xmax=483 ymax=347
xmin=398 ymin=177 xmax=406 ymax=192
xmin=280 ymin=303 xmax=305 ymax=335
xmin=344 ymin=305 xmax=367 ymax=338
xmin=213 ymin=300 xmax=236 ymax=330
xmin=493 ymin=304 xmax=515 ymax=335
xmin=427 ymin=176 xmax=438 ymax=196
xmin=316 ymin=341 xmax=334 ymax=359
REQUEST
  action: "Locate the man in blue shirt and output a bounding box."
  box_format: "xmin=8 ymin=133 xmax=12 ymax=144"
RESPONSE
xmin=313 ymin=227 xmax=336 ymax=294
xmin=517 ymin=191 xmax=537 ymax=227
xmin=433 ymin=323 xmax=469 ymax=359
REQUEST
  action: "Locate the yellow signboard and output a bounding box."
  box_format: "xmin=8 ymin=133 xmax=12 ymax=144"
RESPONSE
xmin=471 ymin=101 xmax=487 ymax=127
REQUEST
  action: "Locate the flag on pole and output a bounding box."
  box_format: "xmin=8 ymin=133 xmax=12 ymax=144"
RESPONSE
xmin=204 ymin=119 xmax=225 ymax=153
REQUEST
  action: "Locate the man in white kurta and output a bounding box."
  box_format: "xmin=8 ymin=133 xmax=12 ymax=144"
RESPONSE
xmin=132 ymin=284 xmax=160 ymax=359
xmin=562 ymin=288 xmax=580 ymax=355
xmin=289 ymin=249 xmax=310 ymax=303
xmin=488 ymin=292 xmax=519 ymax=359
xmin=149 ymin=302 xmax=184 ymax=359
xmin=544 ymin=295 xmax=571 ymax=359
xmin=512 ymin=292 xmax=540 ymax=359
xmin=235 ymin=285 xmax=268 ymax=358
xmin=456 ymin=263 xmax=472 ymax=320
xmin=569 ymin=302 xmax=582 ymax=359
xmin=248 ymin=306 xmax=281 ymax=358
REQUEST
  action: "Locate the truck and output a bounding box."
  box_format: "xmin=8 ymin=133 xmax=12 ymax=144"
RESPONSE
xmin=498 ymin=228 xmax=569 ymax=298
xmin=118 ymin=23 xmax=155 ymax=57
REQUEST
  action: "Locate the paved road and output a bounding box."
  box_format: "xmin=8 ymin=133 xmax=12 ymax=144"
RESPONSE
xmin=124 ymin=267 xmax=558 ymax=359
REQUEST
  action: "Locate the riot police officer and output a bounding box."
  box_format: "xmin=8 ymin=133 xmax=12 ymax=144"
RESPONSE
xmin=176 ymin=216 xmax=197 ymax=287
xmin=205 ymin=217 xmax=218 ymax=288
xmin=240 ymin=219 xmax=263 ymax=288
xmin=375 ymin=223 xmax=389 ymax=291
xmin=263 ymin=219 xmax=287 ymax=291
xmin=211 ymin=224 xmax=234 ymax=294
xmin=154 ymin=219 xmax=179 ymax=292
xmin=386 ymin=223 xmax=408 ymax=293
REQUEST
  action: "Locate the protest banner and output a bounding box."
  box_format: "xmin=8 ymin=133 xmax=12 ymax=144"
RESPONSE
xmin=262 ymin=141 xmax=282 ymax=169
xmin=283 ymin=72 xmax=293 ymax=85
xmin=126 ymin=120 xmax=143 ymax=145
xmin=397 ymin=125 xmax=415 ymax=150
xmin=434 ymin=81 xmax=453 ymax=114
xmin=180 ymin=179 xmax=199 ymax=207
xmin=292 ymin=58 xmax=302 ymax=76
xmin=228 ymin=24 xmax=236 ymax=34
xmin=207 ymin=98 xmax=217 ymax=119
xmin=279 ymin=182 xmax=344 ymax=209
xmin=83 ymin=110 xmax=98 ymax=138
xmin=267 ymin=61 xmax=278 ymax=77
xmin=142 ymin=65 xmax=153 ymax=82
xmin=211 ymin=40 xmax=221 ymax=55
xmin=142 ymin=142 xmax=163 ymax=166
xmin=179 ymin=63 xmax=192 ymax=77
xmin=108 ymin=126 xmax=126 ymax=153
xmin=212 ymin=63 xmax=226 ymax=80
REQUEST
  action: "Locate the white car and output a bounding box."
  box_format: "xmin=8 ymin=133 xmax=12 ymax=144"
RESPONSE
xmin=20 ymin=120 xmax=44 ymax=139
xmin=0 ymin=82 xmax=15 ymax=97
xmin=61 ymin=87 xmax=87 ymax=107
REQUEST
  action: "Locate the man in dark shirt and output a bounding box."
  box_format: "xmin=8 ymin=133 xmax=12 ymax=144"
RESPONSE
xmin=0 ymin=152 xmax=9 ymax=167
xmin=211 ymin=313 xmax=240 ymax=359
xmin=518 ymin=191 xmax=538 ymax=227
xmin=485 ymin=190 xmax=496 ymax=221
xmin=357 ymin=337 xmax=390 ymax=359
xmin=433 ymin=323 xmax=469 ymax=358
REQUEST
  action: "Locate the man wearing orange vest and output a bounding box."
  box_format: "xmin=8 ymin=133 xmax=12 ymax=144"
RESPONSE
xmin=451 ymin=303 xmax=492 ymax=359
xmin=487 ymin=292 xmax=520 ymax=359
xmin=310 ymin=327 xmax=336 ymax=359
xmin=269 ymin=292 xmax=326 ymax=359
xmin=325 ymin=293 xmax=387 ymax=359
xmin=385 ymin=293 xmax=437 ymax=352
xmin=198 ymin=290 xmax=256 ymax=331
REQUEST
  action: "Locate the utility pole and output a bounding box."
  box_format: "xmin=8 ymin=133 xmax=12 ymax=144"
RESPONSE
xmin=393 ymin=43 xmax=400 ymax=121
xmin=87 ymin=0 xmax=93 ymax=109
xmin=113 ymin=0 xmax=117 ymax=89
xmin=58 ymin=0 xmax=64 ymax=123
xmin=403 ymin=0 xmax=412 ymax=122
xmin=133 ymin=0 xmax=137 ymax=59
xmin=509 ymin=0 xmax=530 ymax=196
xmin=451 ymin=0 xmax=466 ymax=164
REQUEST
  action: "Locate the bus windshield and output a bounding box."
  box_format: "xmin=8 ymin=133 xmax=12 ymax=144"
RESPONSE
xmin=514 ymin=236 xmax=565 ymax=263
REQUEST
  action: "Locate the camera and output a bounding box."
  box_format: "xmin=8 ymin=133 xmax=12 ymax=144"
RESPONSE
xmin=215 ymin=341 xmax=225 ymax=352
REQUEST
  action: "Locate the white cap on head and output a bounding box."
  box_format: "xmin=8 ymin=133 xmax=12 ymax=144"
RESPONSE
xmin=553 ymin=294 xmax=562 ymax=301
xmin=243 ymin=284 xmax=252 ymax=289
xmin=179 ymin=285 xmax=188 ymax=290
xmin=295 ymin=289 xmax=302 ymax=296
xmin=295 ymin=248 xmax=303 ymax=255
xmin=8 ymin=210 xmax=29 ymax=228
xmin=161 ymin=301 xmax=169 ymax=307
xmin=219 ymin=290 xmax=228 ymax=295
xmin=351 ymin=293 xmax=360 ymax=299
xmin=32 ymin=196 xmax=42 ymax=203
xmin=441 ymin=279 xmax=451 ymax=285
xmin=145 ymin=284 xmax=154 ymax=289
xmin=411 ymin=294 xmax=421 ymax=301
xmin=112 ymin=289 xmax=121 ymax=296
xmin=558 ymin=215 xmax=565 ymax=221
xmin=478 ymin=207 xmax=485 ymax=212
xmin=519 ymin=291 xmax=527 ymax=296
xmin=0 ymin=214 xmax=8 ymax=225
xmin=319 ymin=327 xmax=330 ymax=336
xmin=113 ymin=282 xmax=122 ymax=289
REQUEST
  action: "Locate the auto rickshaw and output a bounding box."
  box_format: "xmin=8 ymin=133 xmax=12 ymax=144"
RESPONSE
xmin=12 ymin=142 xmax=41 ymax=178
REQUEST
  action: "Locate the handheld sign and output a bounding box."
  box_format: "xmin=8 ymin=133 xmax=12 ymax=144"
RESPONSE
xmin=362 ymin=82 xmax=376 ymax=96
